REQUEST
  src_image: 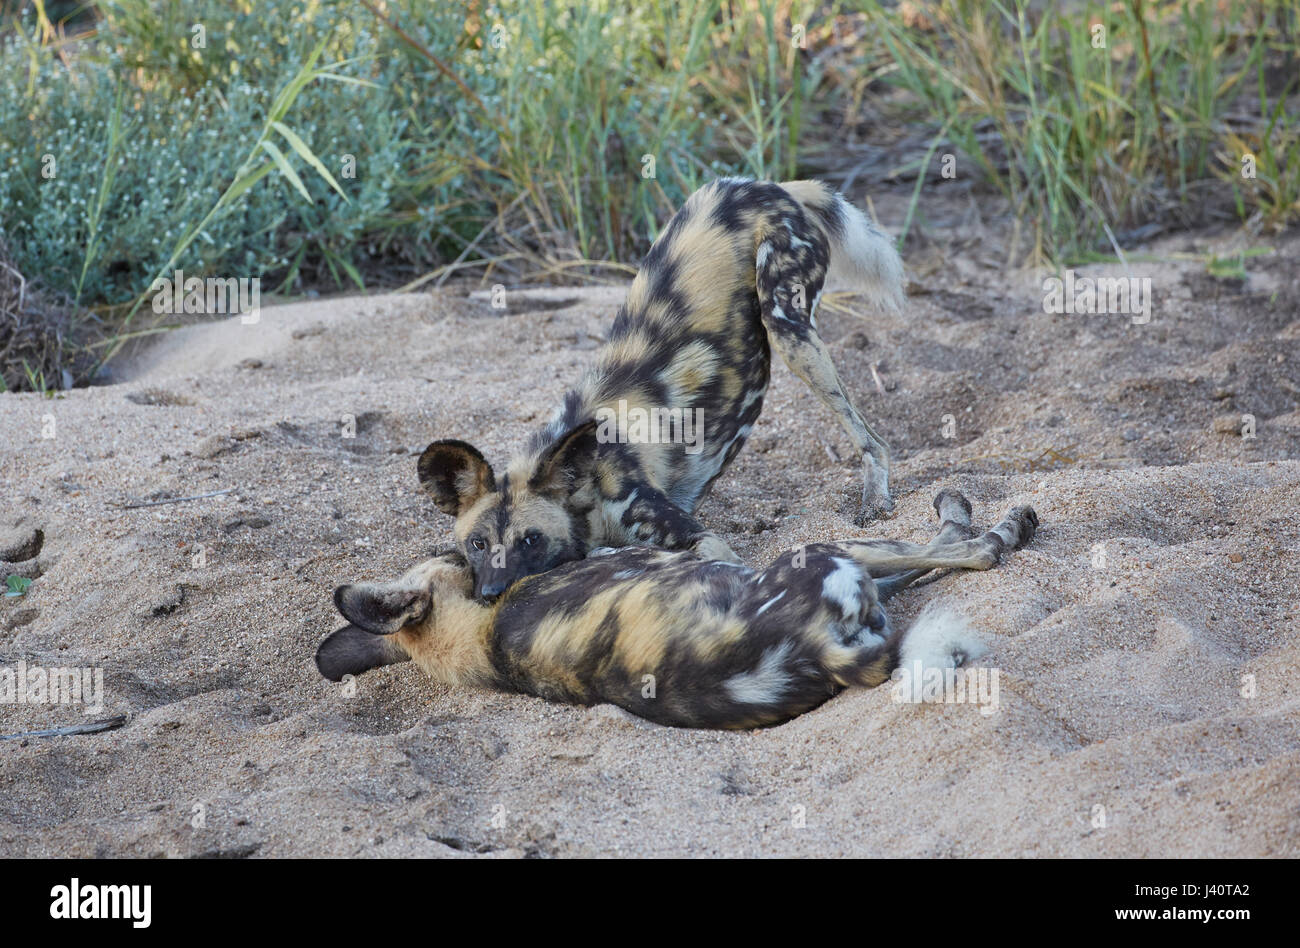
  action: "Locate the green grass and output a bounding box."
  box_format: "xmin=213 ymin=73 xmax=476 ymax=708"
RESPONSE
xmin=864 ymin=0 xmax=1300 ymax=265
xmin=0 ymin=0 xmax=1297 ymax=390
xmin=1 ymin=0 xmax=831 ymax=387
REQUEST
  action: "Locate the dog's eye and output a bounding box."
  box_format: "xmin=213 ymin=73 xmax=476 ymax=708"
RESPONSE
xmin=523 ymin=531 xmax=542 ymax=547
xmin=469 ymin=536 xmax=487 ymax=552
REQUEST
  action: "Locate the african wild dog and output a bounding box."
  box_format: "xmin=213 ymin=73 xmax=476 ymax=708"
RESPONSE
xmin=315 ymin=491 xmax=1036 ymax=730
xmin=419 ymin=177 xmax=905 ymax=603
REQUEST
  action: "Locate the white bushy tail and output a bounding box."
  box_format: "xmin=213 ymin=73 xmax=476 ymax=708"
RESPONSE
xmin=897 ymin=602 xmax=988 ymax=673
xmin=824 ymin=197 xmax=906 ymax=311
xmin=779 ymin=179 xmax=906 ymax=312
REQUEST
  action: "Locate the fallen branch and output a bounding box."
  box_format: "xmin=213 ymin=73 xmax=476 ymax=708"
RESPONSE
xmin=869 ymin=361 xmax=888 ymax=396
xmin=1 ymin=715 xmax=127 ymax=742
xmin=116 ymin=488 xmax=235 ymax=510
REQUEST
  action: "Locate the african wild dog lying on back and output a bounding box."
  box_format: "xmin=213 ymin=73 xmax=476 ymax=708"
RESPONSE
xmin=419 ymin=177 xmax=905 ymax=602
xmin=315 ymin=491 xmax=1036 ymax=729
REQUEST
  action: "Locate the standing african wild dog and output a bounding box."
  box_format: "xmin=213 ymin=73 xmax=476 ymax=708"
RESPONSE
xmin=419 ymin=177 xmax=905 ymax=602
xmin=315 ymin=491 xmax=1037 ymax=729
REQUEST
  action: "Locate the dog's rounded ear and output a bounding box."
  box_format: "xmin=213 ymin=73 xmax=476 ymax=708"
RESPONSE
xmin=417 ymin=440 xmax=496 ymax=516
xmin=530 ymin=420 xmax=600 ymax=496
xmin=333 ymin=583 xmax=430 ymax=635
xmin=315 ymin=625 xmax=411 ymax=682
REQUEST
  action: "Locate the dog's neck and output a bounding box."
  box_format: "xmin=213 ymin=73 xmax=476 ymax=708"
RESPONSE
xmin=401 ymin=594 xmax=500 ymax=689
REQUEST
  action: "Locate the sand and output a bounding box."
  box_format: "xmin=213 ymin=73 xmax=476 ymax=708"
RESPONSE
xmin=1 ymin=224 xmax=1297 ymax=858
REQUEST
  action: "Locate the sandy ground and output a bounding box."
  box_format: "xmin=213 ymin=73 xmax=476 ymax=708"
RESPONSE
xmin=1 ymin=223 xmax=1298 ymax=857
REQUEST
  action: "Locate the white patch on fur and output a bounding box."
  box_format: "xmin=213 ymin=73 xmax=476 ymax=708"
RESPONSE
xmin=674 ymin=420 xmax=753 ymax=510
xmin=821 ymin=557 xmax=863 ymax=619
xmin=784 ymin=221 xmax=812 ymax=250
xmin=850 ymin=628 xmax=887 ymax=648
xmin=724 ymin=641 xmax=793 ymax=705
xmin=824 ymin=199 xmax=905 ymax=311
xmin=600 ymin=489 xmax=640 ymax=535
xmin=719 ymin=422 xmax=754 ymax=463
xmin=898 ymin=602 xmax=988 ymax=672
xmin=756 ymin=590 xmax=786 ymax=615
xmin=739 ymin=385 xmax=766 ymax=412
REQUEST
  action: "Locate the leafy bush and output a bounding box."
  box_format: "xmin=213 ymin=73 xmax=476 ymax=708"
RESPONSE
xmin=0 ymin=0 xmax=825 ymax=387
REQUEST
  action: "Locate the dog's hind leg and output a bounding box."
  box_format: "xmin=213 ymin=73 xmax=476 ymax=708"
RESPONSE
xmin=833 ymin=500 xmax=1037 ymax=581
xmin=754 ymin=212 xmax=894 ymax=525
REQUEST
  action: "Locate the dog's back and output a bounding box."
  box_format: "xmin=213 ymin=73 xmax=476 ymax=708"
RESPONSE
xmin=488 ymin=546 xmax=892 ymax=729
xmin=515 ymin=177 xmax=903 ymax=512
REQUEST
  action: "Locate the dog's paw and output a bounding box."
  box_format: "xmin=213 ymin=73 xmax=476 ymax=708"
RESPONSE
xmin=853 ymin=500 xmax=894 ymax=526
xmin=932 ymin=488 xmax=972 ymax=523
xmin=690 ymin=532 xmax=742 ymax=564
xmin=855 ymin=489 xmax=895 ymax=525
xmin=1006 ymin=505 xmax=1039 ymax=549
xmin=856 ymin=462 xmax=894 ymax=525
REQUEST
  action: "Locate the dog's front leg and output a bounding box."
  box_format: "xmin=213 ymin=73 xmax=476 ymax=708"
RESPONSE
xmin=607 ymin=486 xmax=741 ymax=562
xmin=688 ymin=532 xmax=743 ymax=563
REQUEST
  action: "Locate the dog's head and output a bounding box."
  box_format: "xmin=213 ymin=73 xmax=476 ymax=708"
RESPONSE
xmin=416 ymin=421 xmax=598 ymax=603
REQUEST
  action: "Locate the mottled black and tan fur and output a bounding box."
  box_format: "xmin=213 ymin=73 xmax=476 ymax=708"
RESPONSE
xmin=315 ymin=491 xmax=1036 ymax=730
xmin=419 ymin=177 xmax=905 ymax=603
